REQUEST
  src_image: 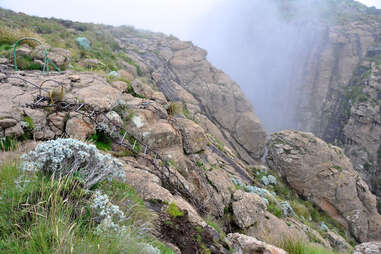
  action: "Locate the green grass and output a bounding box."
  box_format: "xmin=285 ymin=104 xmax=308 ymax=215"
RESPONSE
xmin=23 ymin=116 xmax=34 ymax=130
xmin=267 ymin=199 xmax=283 ymax=218
xmin=89 ymin=130 xmax=113 ymax=151
xmin=0 ymin=136 xmax=18 ymax=151
xmin=0 ymin=160 xmax=176 ymax=254
xmin=16 ymin=55 xmax=42 ymax=70
xmin=167 ymin=202 xmax=184 ymax=218
xmin=279 ymin=238 xmax=341 ymax=254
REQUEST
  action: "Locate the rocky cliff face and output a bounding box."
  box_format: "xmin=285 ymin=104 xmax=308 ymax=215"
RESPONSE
xmin=1 ymin=5 xmax=380 ymax=253
xmin=267 ymin=130 xmax=381 ymax=242
xmin=110 ymin=30 xmax=266 ymax=164
xmin=286 ymin=3 xmax=381 ymax=202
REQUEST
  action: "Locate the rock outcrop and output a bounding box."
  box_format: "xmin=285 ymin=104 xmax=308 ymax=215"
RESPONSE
xmin=227 ymin=233 xmax=287 ymax=254
xmin=0 ymin=60 xmax=266 ymax=252
xmin=354 ymin=242 xmax=381 ymax=254
xmin=266 ymin=130 xmax=381 ymax=242
xmin=281 ymin=2 xmax=381 ymax=202
xmin=114 ymin=32 xmax=266 ymax=164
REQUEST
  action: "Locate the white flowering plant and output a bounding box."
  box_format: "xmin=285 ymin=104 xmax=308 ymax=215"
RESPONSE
xmin=21 ymin=138 xmax=125 ymax=188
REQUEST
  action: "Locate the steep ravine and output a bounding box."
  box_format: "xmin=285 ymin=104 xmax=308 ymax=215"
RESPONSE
xmin=1 ymin=5 xmax=381 ymax=254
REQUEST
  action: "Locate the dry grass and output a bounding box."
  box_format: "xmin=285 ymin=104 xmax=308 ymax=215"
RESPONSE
xmin=0 ymin=140 xmax=38 ymax=166
xmin=0 ymin=26 xmax=44 ymax=47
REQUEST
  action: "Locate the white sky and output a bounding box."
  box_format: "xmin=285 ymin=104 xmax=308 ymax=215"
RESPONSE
xmin=0 ymin=0 xmax=380 ymax=40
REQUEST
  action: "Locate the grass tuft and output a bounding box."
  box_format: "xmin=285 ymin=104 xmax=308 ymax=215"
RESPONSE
xmin=167 ymin=202 xmax=184 ymax=218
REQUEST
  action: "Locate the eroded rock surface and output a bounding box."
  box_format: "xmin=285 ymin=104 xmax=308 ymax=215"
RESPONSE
xmin=266 ymin=130 xmax=381 ymax=242
xmin=227 ymin=233 xmax=287 ymax=254
xmin=354 ymin=242 xmax=381 ymax=254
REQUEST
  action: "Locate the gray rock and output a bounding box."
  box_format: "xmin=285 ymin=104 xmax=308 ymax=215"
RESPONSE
xmin=267 ymin=130 xmax=381 ymax=242
xmin=354 ymin=242 xmax=381 ymax=254
xmin=0 ymin=118 xmax=17 ymax=129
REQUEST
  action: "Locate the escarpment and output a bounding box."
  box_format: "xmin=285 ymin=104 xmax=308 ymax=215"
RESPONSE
xmin=111 ymin=31 xmax=267 ymax=164
xmin=267 ymin=130 xmax=381 ymax=242
xmin=288 ymin=3 xmax=381 ymax=201
xmin=2 ymin=4 xmax=381 ymax=253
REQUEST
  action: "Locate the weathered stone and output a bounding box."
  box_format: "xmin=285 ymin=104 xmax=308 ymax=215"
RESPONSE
xmin=122 ymin=62 xmax=138 ymax=77
xmin=32 ymin=46 xmax=71 ymax=69
xmin=247 ymin=211 xmax=309 ymax=245
xmin=72 ymin=79 xmax=121 ymax=110
xmin=4 ymin=123 xmax=24 ymax=137
xmin=131 ymin=78 xmax=166 ymax=103
xmin=0 ymin=73 xmax=6 ymax=81
xmin=205 ymin=169 xmax=235 ymax=216
xmin=65 ymin=113 xmax=95 ymax=140
xmin=227 ymin=233 xmax=287 ymax=254
xmin=173 ymin=118 xmax=207 ymax=154
xmin=326 ymin=231 xmax=353 ymax=252
xmin=47 ymin=112 xmax=66 ymax=135
xmin=232 ymin=190 xmax=266 ymax=229
xmin=118 ymin=69 xmax=134 ymax=82
xmin=0 ymin=58 xmax=8 ymax=64
xmin=266 ymin=130 xmax=381 ymax=242
xmin=111 ymin=80 xmax=128 ymax=92
xmin=0 ymin=118 xmax=17 ymax=129
xmin=79 ymin=58 xmax=101 ymax=68
xmin=354 ymin=242 xmax=381 ymax=254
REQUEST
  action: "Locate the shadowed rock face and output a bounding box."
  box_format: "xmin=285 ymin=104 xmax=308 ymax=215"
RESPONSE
xmin=266 ymin=130 xmax=381 ymax=242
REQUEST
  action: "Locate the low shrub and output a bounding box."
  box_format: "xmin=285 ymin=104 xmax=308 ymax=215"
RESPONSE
xmin=20 ymin=138 xmax=125 ymax=188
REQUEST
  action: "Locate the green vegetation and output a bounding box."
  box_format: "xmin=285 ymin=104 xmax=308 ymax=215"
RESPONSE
xmin=0 ymin=160 xmax=175 ymax=253
xmin=23 ymin=116 xmax=34 ymax=130
xmin=332 ymin=165 xmax=343 ymax=171
xmin=346 ymin=85 xmax=368 ymax=103
xmin=257 ymin=170 xmax=349 ymax=242
xmin=128 ymin=135 xmax=141 ymax=153
xmin=119 ymin=53 xmax=142 ymax=76
xmin=0 ymin=136 xmax=18 ymax=151
xmin=167 ymin=202 xmax=184 ymax=218
xmin=0 ymin=8 xmax=146 ymax=73
xmin=206 ymin=217 xmax=226 ymax=242
xmin=279 ymin=238 xmax=341 ymax=254
xmin=267 ymin=199 xmax=283 ymax=218
xmin=0 ymin=26 xmax=42 ymax=47
xmin=290 ymin=200 xmax=310 ymax=219
xmin=196 ymin=160 xmax=208 ymax=171
xmin=15 ymin=55 xmax=42 ymax=70
xmin=89 ymin=130 xmax=113 ymax=151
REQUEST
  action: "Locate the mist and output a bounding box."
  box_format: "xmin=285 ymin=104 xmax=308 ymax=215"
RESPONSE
xmin=191 ymin=0 xmax=333 ymax=133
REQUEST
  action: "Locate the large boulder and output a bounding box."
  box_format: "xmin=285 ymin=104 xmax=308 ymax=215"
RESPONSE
xmin=266 ymin=130 xmax=381 ymax=242
xmin=232 ymin=190 xmax=266 ymax=229
xmin=227 ymin=233 xmax=287 ymax=254
xmin=32 ymin=46 xmax=71 ymax=69
xmin=173 ymin=117 xmax=207 ymax=154
xmin=65 ymin=113 xmax=95 ymax=140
